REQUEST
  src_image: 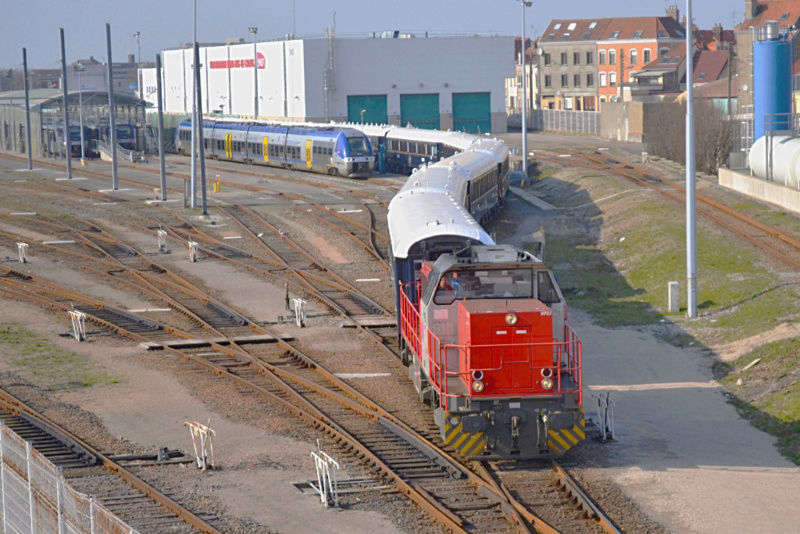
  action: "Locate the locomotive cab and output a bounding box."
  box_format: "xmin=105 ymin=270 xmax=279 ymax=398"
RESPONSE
xmin=406 ymin=244 xmax=584 ymax=458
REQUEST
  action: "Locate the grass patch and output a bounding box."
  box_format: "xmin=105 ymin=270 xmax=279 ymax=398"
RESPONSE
xmin=543 ymin=235 xmax=655 ymax=328
xmin=0 ymin=325 xmax=118 ymax=390
xmin=717 ymin=339 xmax=800 ymax=464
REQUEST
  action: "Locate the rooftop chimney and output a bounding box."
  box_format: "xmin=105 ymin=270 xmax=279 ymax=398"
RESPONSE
xmin=745 ymin=0 xmax=757 ymax=20
xmin=712 ymin=23 xmax=723 ymax=41
xmin=667 ymin=5 xmax=680 ymax=22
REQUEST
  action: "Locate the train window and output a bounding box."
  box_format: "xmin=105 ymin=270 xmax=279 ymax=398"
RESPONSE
xmin=537 ymin=271 xmax=560 ymax=305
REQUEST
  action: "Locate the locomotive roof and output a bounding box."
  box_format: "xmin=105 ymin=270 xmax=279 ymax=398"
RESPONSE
xmin=388 ymin=187 xmax=493 ymax=259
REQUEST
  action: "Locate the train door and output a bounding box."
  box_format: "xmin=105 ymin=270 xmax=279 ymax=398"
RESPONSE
xmin=224 ymin=133 xmax=233 ymax=159
xmin=306 ymin=139 xmax=313 ymax=168
xmin=262 ymin=136 xmax=269 ymax=163
xmin=491 ymin=326 xmax=532 ymax=389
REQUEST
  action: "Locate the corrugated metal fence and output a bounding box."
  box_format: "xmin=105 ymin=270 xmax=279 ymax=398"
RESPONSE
xmin=0 ymin=423 xmax=137 ymax=534
xmin=529 ymin=109 xmax=600 ymax=135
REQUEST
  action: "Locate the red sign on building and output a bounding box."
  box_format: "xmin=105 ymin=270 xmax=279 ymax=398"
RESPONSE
xmin=209 ymin=52 xmax=265 ymax=70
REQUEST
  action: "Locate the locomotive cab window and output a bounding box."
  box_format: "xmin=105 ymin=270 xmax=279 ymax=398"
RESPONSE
xmin=347 ymin=137 xmax=369 ymax=156
xmin=536 ymin=271 xmax=560 ymax=305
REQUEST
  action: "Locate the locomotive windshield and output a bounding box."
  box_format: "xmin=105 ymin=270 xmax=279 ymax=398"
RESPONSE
xmin=432 ymin=268 xmax=561 ymax=305
xmin=346 ymin=136 xmax=369 ymax=156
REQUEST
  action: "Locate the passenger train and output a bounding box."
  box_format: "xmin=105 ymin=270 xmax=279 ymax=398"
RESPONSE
xmin=388 ymin=134 xmax=584 ymax=459
xmin=175 ymin=120 xmax=374 ymax=178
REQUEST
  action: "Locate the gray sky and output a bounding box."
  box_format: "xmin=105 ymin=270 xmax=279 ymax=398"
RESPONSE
xmin=3 ymin=0 xmax=744 ymax=69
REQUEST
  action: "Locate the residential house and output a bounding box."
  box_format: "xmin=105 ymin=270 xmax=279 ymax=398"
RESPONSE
xmin=596 ymin=15 xmax=686 ymax=105
xmin=538 ymin=18 xmax=611 ymax=111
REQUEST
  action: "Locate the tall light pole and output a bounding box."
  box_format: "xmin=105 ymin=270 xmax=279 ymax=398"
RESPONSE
xmin=76 ymin=64 xmax=86 ymax=165
xmin=59 ymin=27 xmax=72 ymax=179
xmin=685 ymin=0 xmax=697 ymax=318
xmin=519 ymin=0 xmax=532 ymax=179
xmin=133 ymin=31 xmax=141 ymax=97
xmin=249 ymin=26 xmax=258 ymax=118
xmin=360 ymin=108 xmax=366 ymax=124
xmin=190 ymin=0 xmax=197 ymax=207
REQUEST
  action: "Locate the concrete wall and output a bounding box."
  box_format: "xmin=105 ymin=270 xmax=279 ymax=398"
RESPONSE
xmin=719 ymin=167 xmax=800 ymax=215
xmin=600 ymin=101 xmax=645 ymax=142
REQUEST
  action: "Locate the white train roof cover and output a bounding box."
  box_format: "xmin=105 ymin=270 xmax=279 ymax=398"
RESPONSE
xmin=388 ymin=186 xmax=494 ymax=259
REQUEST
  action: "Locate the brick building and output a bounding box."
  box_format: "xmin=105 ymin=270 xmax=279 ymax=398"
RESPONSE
xmin=596 ymin=15 xmax=686 ymax=104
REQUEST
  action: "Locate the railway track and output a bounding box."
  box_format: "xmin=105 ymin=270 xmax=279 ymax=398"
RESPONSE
xmin=0 ymin=388 xmax=221 ymax=533
xmin=0 ymin=153 xmax=628 ymax=532
xmin=0 ymin=215 xmax=617 ymax=533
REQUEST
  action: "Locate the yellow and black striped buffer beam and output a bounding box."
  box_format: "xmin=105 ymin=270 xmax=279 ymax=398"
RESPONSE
xmin=547 ymin=412 xmax=586 ymax=455
xmin=444 ymin=415 xmax=486 ymax=457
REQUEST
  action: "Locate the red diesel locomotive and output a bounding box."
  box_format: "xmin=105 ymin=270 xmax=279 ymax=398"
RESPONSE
xmin=387 ymin=140 xmax=584 ymax=459
xmin=397 ymin=244 xmax=584 ymax=458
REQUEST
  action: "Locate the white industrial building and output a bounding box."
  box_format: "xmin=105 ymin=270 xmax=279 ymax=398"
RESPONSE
xmin=140 ymin=34 xmax=513 ymax=133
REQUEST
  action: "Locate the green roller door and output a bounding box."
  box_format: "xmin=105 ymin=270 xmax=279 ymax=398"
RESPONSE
xmin=400 ymin=94 xmax=440 ymax=130
xmin=452 ymin=92 xmax=491 ymax=134
xmin=347 ymin=95 xmax=388 ymax=124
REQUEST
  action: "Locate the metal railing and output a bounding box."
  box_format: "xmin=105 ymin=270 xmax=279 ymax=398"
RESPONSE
xmin=529 ymin=109 xmax=600 ymax=134
xmin=0 ymin=423 xmax=137 ymax=533
xmin=96 ymin=139 xmax=144 ymax=163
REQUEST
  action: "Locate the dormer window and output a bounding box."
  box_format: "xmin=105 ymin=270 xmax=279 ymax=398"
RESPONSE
xmin=568 ymin=22 xmax=577 ymax=31
xmin=609 ymin=30 xmax=620 ymax=39
xmin=633 ymin=30 xmax=644 ymax=39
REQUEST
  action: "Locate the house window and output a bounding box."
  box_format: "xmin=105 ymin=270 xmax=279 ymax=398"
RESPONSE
xmin=633 ymin=30 xmax=644 ymax=39
xmin=560 ymin=52 xmax=568 ymax=65
xmin=599 ymin=72 xmax=607 ymax=86
xmin=561 ymin=74 xmax=568 ymax=87
xmin=630 ymin=49 xmax=638 ymax=64
xmin=544 ymin=52 xmax=551 ymax=65
xmin=553 ymin=23 xmax=562 ymax=30
xmin=586 ymin=51 xmax=593 ymax=64
xmin=573 ymin=52 xmax=580 ymax=65
xmin=544 ymin=75 xmax=552 ymax=87
xmin=609 ymin=71 xmax=617 ymax=86
xmin=609 ymin=30 xmax=620 ymax=39
xmin=587 ymin=73 xmax=594 ymax=86
xmin=659 ymin=47 xmax=669 ymax=56
xmin=574 ymin=74 xmax=581 ymax=86
xmin=643 ymin=49 xmax=651 ymax=63
xmin=599 ymin=50 xmax=606 ymax=64
xmin=609 ymin=50 xmax=616 ymax=65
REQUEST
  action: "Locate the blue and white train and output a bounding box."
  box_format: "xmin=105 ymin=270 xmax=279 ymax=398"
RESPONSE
xmin=175 ymin=120 xmax=374 ymax=178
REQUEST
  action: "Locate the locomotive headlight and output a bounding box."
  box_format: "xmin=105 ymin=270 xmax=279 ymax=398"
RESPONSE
xmin=471 ymin=370 xmax=484 ymax=381
xmin=505 ymin=313 xmax=518 ymax=326
xmin=541 ymin=377 xmax=554 ymax=390
xmin=472 ymin=380 xmax=485 ymax=393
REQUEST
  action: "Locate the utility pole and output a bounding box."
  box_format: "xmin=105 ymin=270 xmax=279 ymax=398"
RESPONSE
xmin=156 ymin=53 xmax=167 ymax=201
xmin=190 ymin=0 xmax=198 ymax=207
xmin=519 ymin=0 xmax=532 ymax=180
xmin=106 ymin=22 xmax=119 ymax=190
xmin=22 ymin=48 xmax=32 ymax=170
xmin=686 ymin=0 xmax=698 ymax=317
xmin=249 ymin=26 xmax=258 ymax=118
xmin=59 ymin=28 xmax=72 ymax=179
xmin=194 ymin=42 xmax=208 ymax=216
